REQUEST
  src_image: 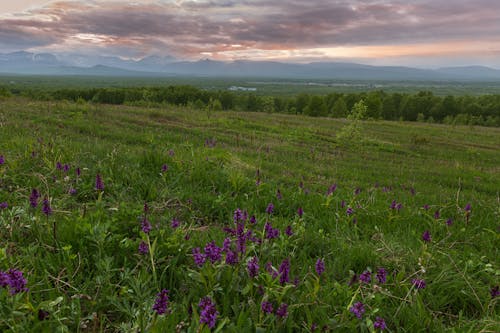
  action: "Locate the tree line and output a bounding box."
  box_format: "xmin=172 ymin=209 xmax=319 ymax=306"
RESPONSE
xmin=10 ymin=85 xmax=500 ymax=126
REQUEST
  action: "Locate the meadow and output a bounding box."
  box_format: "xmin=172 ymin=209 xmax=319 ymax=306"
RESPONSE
xmin=0 ymin=96 xmax=499 ymax=332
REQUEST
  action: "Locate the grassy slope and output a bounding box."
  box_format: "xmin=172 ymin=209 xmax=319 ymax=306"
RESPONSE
xmin=0 ymin=98 xmax=499 ymax=332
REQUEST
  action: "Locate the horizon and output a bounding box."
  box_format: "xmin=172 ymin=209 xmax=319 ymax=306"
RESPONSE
xmin=1 ymin=1 xmax=500 ymax=68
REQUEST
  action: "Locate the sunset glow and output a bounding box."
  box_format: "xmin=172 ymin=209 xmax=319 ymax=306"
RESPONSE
xmin=1 ymin=0 xmax=499 ymax=67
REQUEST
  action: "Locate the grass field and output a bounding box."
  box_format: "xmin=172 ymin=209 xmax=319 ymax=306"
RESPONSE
xmin=0 ymin=97 xmax=499 ymax=332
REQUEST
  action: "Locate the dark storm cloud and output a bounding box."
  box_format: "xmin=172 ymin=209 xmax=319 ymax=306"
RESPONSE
xmin=0 ymin=0 xmax=499 ymax=58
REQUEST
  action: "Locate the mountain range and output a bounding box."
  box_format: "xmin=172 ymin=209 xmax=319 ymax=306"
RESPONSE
xmin=1 ymin=51 xmax=500 ymax=81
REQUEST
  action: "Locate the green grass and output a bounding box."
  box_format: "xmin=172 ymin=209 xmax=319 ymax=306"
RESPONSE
xmin=0 ymin=97 xmax=499 ymax=332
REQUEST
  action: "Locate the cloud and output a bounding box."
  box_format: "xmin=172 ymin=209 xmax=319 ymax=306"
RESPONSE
xmin=0 ymin=0 xmax=499 ymax=64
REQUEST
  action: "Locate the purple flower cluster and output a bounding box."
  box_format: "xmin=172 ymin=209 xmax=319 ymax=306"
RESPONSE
xmin=192 ymin=247 xmax=206 ymax=267
xmin=141 ymin=218 xmax=152 ymax=234
xmin=265 ymin=222 xmax=280 ymax=239
xmin=349 ymin=301 xmax=365 ymax=319
xmin=346 ymin=207 xmax=354 ymax=216
xmin=233 ymin=208 xmax=248 ymax=223
xmin=247 ymin=256 xmax=259 ymax=278
xmin=42 ymin=197 xmax=52 ymax=216
xmin=199 ymin=297 xmax=218 ymax=328
xmin=390 ymin=200 xmax=403 ymax=211
xmin=315 ymin=258 xmax=325 ymax=277
xmin=261 ymin=301 xmax=273 ymax=314
xmin=0 ymin=269 xmax=28 ymax=295
xmin=327 ymin=184 xmax=337 ymax=195
xmin=297 ymin=207 xmax=303 ymax=217
xmin=0 ymin=202 xmax=7 ymax=210
xmin=278 ymin=258 xmax=290 ymax=285
xmin=276 ymin=303 xmax=288 ymax=318
xmin=170 ymin=218 xmax=180 ymax=229
xmin=376 ymin=268 xmax=387 ymax=284
xmin=285 ymin=225 xmax=293 ymax=236
xmin=0 ymin=155 xmax=4 ymax=165
xmin=138 ymin=241 xmax=149 ymax=255
xmin=30 ymin=188 xmax=40 ymax=208
xmin=152 ymin=289 xmax=170 ymax=315
xmin=412 ymin=278 xmax=426 ymax=289
xmin=359 ymin=270 xmax=371 ymax=284
xmin=161 ymin=164 xmax=168 ymax=173
xmin=374 ymin=317 xmax=387 ymax=330
xmin=422 ymin=230 xmax=431 ymax=243
xmin=95 ymin=173 xmax=104 ymax=191
xmin=266 ymin=202 xmax=274 ymax=214
xmin=204 ymin=241 xmax=223 ymax=264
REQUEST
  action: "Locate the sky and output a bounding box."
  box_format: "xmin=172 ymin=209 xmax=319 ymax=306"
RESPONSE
xmin=1 ymin=0 xmax=500 ymax=67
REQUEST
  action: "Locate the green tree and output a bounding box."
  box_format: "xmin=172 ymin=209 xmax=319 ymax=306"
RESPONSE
xmin=331 ymin=97 xmax=348 ymax=118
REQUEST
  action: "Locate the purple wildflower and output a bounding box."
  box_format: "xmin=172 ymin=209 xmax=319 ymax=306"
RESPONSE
xmin=341 ymin=200 xmax=346 ymax=208
xmin=199 ymin=297 xmax=218 ymax=328
xmin=464 ymin=203 xmax=472 ymax=212
xmin=349 ymin=302 xmax=365 ymax=319
xmin=346 ymin=207 xmax=354 ymax=216
xmin=0 ymin=202 xmax=7 ymax=210
xmin=42 ymin=197 xmax=52 ymax=216
xmin=56 ymin=162 xmax=62 ymax=170
xmin=138 ymin=241 xmax=149 ymax=255
xmin=141 ymin=218 xmax=152 ymax=234
xmin=297 ymin=207 xmax=303 ymax=217
xmin=276 ymin=189 xmax=283 ymax=200
xmin=0 ymin=155 xmax=4 ymax=165
xmin=422 ymin=230 xmax=431 ymax=243
xmin=29 ymin=189 xmax=40 ymax=208
xmin=276 ymin=303 xmax=288 ymax=318
xmin=374 ymin=317 xmax=387 ymax=330
xmin=95 ymin=173 xmax=104 ymax=191
xmin=5 ymin=269 xmax=28 ymax=295
xmin=412 ymin=278 xmax=426 ymax=289
xmin=376 ymin=268 xmax=387 ymax=284
xmin=192 ymin=247 xmax=206 ymax=267
xmin=204 ymin=241 xmax=222 ymax=264
xmin=76 ymin=167 xmax=81 ymax=177
xmin=68 ymin=188 xmax=77 ymax=195
xmin=63 ymin=164 xmax=70 ymax=173
xmin=315 ymin=258 xmax=325 ymax=276
xmin=265 ymin=222 xmax=280 ymax=239
xmin=152 ymin=289 xmax=170 ymax=315
xmin=327 ymin=184 xmax=337 ymax=195
xmin=222 ymin=238 xmax=232 ymax=252
xmin=359 ymin=270 xmax=371 ymax=284
xmin=266 ymin=203 xmax=274 ymax=214
xmin=168 ymin=149 xmax=175 ymax=156
xmin=247 ymin=256 xmax=259 ymax=278
xmin=249 ymin=215 xmax=257 ymax=224
xmin=434 ymin=210 xmax=440 ymax=219
xmin=0 ymin=271 xmax=9 ymax=288
xmin=285 ymin=225 xmax=293 ymax=236
xmin=354 ymin=188 xmax=362 ymax=195
xmin=233 ymin=208 xmax=245 ymax=223
xmin=225 ymin=250 xmax=238 ymax=265
xmin=278 ymin=258 xmax=290 ymax=285
xmin=446 ymin=218 xmax=453 ymax=226
xmin=390 ymin=200 xmax=397 ymax=209
xmin=161 ymin=164 xmax=168 ymax=172
xmin=170 ymin=218 xmax=180 ymax=228
xmin=423 ymin=204 xmax=430 ymax=210
xmin=261 ymin=301 xmax=274 ymax=314
xmin=490 ymin=286 xmax=499 ymax=298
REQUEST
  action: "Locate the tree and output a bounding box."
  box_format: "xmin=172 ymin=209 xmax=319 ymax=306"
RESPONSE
xmin=331 ymin=97 xmax=348 ymax=118
xmin=304 ymin=96 xmax=327 ymax=117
